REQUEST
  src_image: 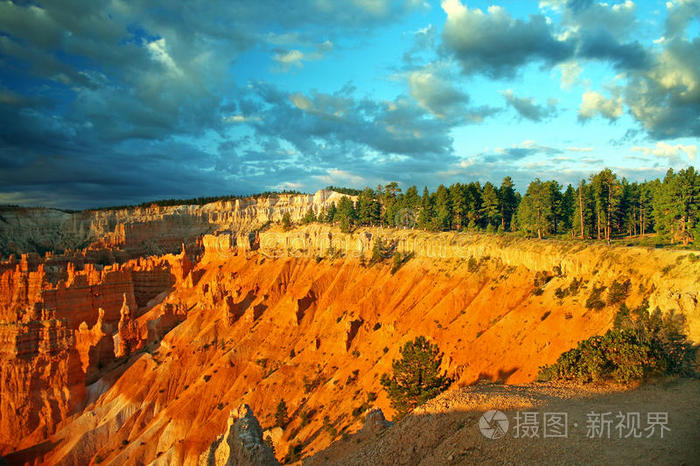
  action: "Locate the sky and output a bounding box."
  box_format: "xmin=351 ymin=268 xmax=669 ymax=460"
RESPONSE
xmin=0 ymin=0 xmax=698 ymax=209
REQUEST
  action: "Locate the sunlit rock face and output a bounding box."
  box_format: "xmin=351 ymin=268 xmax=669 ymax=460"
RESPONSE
xmin=0 ymin=194 xmax=697 ymax=463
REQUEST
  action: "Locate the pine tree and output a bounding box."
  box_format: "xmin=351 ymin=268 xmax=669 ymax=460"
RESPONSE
xmin=281 ymin=212 xmax=292 ymax=230
xmin=517 ymin=179 xmax=554 ymax=239
xmin=380 ymin=336 xmax=452 ymax=419
xmin=381 ymin=182 xmax=401 ymax=227
xmin=481 ymin=182 xmax=501 ymax=228
xmin=464 ymin=182 xmax=483 ymax=229
xmin=573 ymin=179 xmax=594 ymax=239
xmin=357 ymin=187 xmax=381 ymax=226
xmin=591 ymin=169 xmax=621 ymax=240
xmin=275 ymin=399 xmax=288 ymax=428
xmin=403 ymin=185 xmax=420 ymax=210
xmin=450 ymin=183 xmax=466 ymax=230
xmin=336 ymin=196 xmax=356 ymax=232
xmin=561 ymin=184 xmax=575 ymax=234
xmin=547 ymin=180 xmax=564 ymax=235
xmin=499 ymin=177 xmax=518 ymax=231
xmin=654 ymin=167 xmax=700 ymax=244
xmin=417 ymin=187 xmax=434 ymax=229
xmin=433 ymin=184 xmax=453 ymax=230
xmin=301 ymin=207 xmax=316 ymax=224
xmin=324 ymin=203 xmax=337 ymax=223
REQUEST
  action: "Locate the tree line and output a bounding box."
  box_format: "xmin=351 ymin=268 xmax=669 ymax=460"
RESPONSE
xmin=84 ymin=190 xmax=304 ymax=212
xmin=302 ymin=167 xmax=699 ymax=245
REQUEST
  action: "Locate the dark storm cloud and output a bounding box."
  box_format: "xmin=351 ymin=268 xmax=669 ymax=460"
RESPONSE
xmin=245 ymin=81 xmax=459 ymax=157
xmin=577 ymin=30 xmax=650 ymax=70
xmin=441 ymin=3 xmax=574 ymax=79
xmin=624 ymin=37 xmax=700 ymax=139
xmin=0 ymin=0 xmax=427 ymax=208
xmin=440 ymin=0 xmax=700 ymax=139
xmin=440 ymin=1 xmax=648 ymax=78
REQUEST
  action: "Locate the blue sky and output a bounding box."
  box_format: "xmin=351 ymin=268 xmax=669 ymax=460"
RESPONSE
xmin=0 ymin=0 xmax=698 ymax=208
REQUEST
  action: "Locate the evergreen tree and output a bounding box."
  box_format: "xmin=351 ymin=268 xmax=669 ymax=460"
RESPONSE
xmin=380 ymin=336 xmax=452 ymax=419
xmin=417 ymin=187 xmax=434 ymax=229
xmin=403 ymin=185 xmax=421 ymax=210
xmin=336 ymin=196 xmax=356 ymax=233
xmin=573 ymin=179 xmax=594 ymax=239
xmin=654 ymin=167 xmax=700 ymax=244
xmin=640 ymin=179 xmax=657 ymax=236
xmin=547 ymin=180 xmax=564 ymax=235
xmin=281 ymin=212 xmax=292 ymax=230
xmin=381 ymin=182 xmax=401 ymax=227
xmin=357 ymin=187 xmax=381 ymax=226
xmin=499 ymin=177 xmax=518 ymax=231
xmin=590 ymin=169 xmax=621 ymax=240
xmin=449 ymin=183 xmax=467 ymax=230
xmin=324 ymin=203 xmax=337 ymax=223
xmin=301 ymin=207 xmax=316 ymax=224
xmin=275 ymin=399 xmax=288 ymax=428
xmin=517 ymin=179 xmax=554 ymax=239
xmin=433 ymin=184 xmax=453 ymax=230
xmin=481 ymin=182 xmax=501 ymax=228
xmin=464 ymin=182 xmax=483 ymax=229
xmin=561 ymin=184 xmax=576 ymax=234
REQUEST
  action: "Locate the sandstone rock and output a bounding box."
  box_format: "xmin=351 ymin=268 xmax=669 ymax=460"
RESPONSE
xmin=198 ymin=404 xmax=279 ymax=466
xmin=115 ymin=294 xmax=141 ymax=358
xmin=75 ymin=307 xmax=115 ymax=383
xmin=0 ymin=318 xmax=86 ymax=452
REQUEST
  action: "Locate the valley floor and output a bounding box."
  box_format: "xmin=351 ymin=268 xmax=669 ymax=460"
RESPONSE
xmin=308 ymin=378 xmax=700 ymax=465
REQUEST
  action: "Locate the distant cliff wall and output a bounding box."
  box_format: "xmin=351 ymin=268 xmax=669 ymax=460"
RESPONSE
xmin=0 ymin=190 xmax=352 ymax=258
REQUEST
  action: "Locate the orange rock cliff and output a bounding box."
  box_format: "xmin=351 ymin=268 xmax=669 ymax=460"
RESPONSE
xmin=0 ymin=194 xmax=698 ymax=464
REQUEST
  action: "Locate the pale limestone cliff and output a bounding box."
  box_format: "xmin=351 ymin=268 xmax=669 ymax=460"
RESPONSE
xmin=0 ymin=190 xmax=352 ymax=258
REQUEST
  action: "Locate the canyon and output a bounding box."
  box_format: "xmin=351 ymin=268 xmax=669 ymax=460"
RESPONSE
xmin=0 ymin=191 xmax=698 ymax=465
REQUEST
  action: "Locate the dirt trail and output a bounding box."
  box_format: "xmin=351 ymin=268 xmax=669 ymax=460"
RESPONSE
xmin=308 ymin=379 xmax=700 ymax=465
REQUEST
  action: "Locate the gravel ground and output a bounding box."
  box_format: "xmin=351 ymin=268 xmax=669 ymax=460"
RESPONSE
xmin=306 ymin=378 xmax=700 ymax=465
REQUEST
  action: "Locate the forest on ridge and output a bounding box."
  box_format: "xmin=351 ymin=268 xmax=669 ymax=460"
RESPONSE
xmin=311 ymin=167 xmax=700 ymax=246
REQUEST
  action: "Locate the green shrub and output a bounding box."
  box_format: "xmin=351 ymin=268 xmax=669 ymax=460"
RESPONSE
xmin=539 ymin=301 xmax=696 ymax=384
xmin=370 ymin=237 xmax=385 ymax=264
xmin=390 ymin=252 xmax=413 ymax=274
xmin=323 ymin=416 xmax=337 ymax=439
xmin=300 ymin=409 xmax=313 ymax=427
xmin=607 ymin=278 xmax=631 ymax=305
xmin=533 ymin=271 xmax=552 ymax=288
xmin=554 ymin=287 xmax=567 ymax=299
xmin=467 ymin=256 xmax=479 ymax=272
xmin=380 ymin=336 xmax=452 ymax=419
xmin=281 ymin=212 xmax=292 ymax=230
xmin=585 ymin=285 xmax=607 ymax=310
xmin=568 ymin=277 xmax=582 ymax=296
xmin=391 ymin=252 xmax=403 ymax=274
